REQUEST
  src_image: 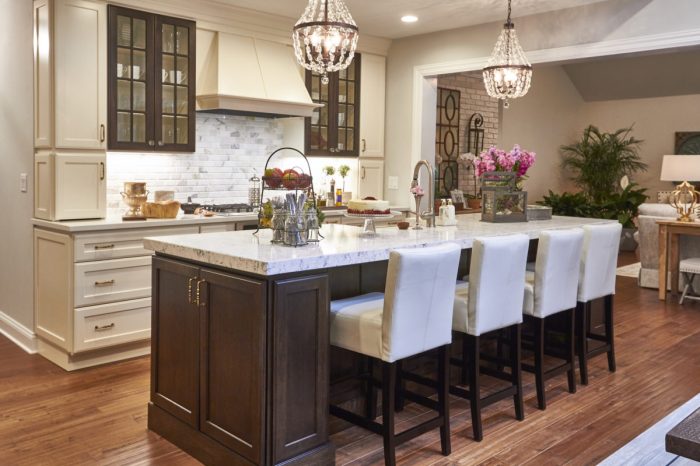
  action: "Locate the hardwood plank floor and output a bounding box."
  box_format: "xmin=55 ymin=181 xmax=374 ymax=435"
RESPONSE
xmin=1 ymin=254 xmax=698 ymax=465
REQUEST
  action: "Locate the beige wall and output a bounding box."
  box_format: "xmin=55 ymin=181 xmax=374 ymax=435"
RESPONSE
xmin=500 ymin=66 xmax=585 ymax=201
xmin=576 ymin=94 xmax=700 ymax=198
xmin=0 ymin=0 xmax=34 ymax=331
xmin=384 ymin=0 xmax=700 ymax=205
xmin=500 ymin=66 xmax=700 ymax=202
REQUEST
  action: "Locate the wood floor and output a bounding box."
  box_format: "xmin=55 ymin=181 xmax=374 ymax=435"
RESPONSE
xmin=1 ymin=255 xmax=699 ymax=465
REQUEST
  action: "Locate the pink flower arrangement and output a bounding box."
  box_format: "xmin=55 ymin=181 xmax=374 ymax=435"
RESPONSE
xmin=473 ymin=145 xmax=536 ymax=180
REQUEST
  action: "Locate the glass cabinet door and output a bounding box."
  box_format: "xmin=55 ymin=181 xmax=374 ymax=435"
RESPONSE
xmin=109 ymin=7 xmax=154 ymax=150
xmin=108 ymin=6 xmax=195 ymax=153
xmin=305 ymin=54 xmax=361 ymax=157
xmin=155 ymin=15 xmax=195 ymax=153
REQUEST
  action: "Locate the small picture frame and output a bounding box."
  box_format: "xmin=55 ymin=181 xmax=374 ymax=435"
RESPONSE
xmin=450 ymin=189 xmax=466 ymax=209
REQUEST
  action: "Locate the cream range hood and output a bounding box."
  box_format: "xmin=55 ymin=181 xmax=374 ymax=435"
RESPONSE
xmin=196 ymin=31 xmax=322 ymax=118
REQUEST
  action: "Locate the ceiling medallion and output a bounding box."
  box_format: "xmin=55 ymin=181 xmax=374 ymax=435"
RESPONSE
xmin=482 ymin=0 xmax=532 ymax=108
xmin=293 ymin=0 xmax=359 ymax=85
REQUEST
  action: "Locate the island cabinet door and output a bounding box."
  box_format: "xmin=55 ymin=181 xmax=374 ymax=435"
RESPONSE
xmin=151 ymin=257 xmax=201 ymax=428
xmin=272 ymin=275 xmax=330 ymax=463
xmin=198 ymin=268 xmax=266 ymax=464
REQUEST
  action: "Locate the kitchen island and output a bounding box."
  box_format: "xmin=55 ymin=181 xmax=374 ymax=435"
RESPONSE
xmin=143 ymin=215 xmax=615 ymax=466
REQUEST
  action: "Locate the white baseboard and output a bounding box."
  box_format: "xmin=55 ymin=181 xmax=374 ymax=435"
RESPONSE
xmin=0 ymin=311 xmax=38 ymax=354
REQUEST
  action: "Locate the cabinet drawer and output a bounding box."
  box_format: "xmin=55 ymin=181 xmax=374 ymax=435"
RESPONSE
xmin=74 ymin=226 xmax=199 ymax=262
xmin=75 ymin=256 xmax=152 ymax=307
xmin=74 ymin=298 xmax=151 ymax=353
xmin=200 ymin=223 xmax=236 ymax=234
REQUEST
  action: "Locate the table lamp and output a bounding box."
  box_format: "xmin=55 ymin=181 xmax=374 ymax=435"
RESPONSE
xmin=660 ymin=155 xmax=700 ymax=222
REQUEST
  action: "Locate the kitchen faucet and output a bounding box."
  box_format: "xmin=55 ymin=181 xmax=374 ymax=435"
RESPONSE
xmin=411 ymin=160 xmax=435 ymax=228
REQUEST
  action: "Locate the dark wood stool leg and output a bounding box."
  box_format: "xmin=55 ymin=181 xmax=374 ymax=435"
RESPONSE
xmin=511 ymin=323 xmax=524 ymax=421
xmin=437 ymin=345 xmax=451 ymax=456
xmin=467 ymin=334 xmax=483 ymax=441
xmin=605 ymin=294 xmax=616 ymax=373
xmin=534 ymin=317 xmax=546 ymax=410
xmin=577 ymin=301 xmax=590 ymax=385
xmin=395 ymin=360 xmax=405 ymax=412
xmin=365 ymin=357 xmax=378 ymax=420
xmin=382 ymin=362 xmax=397 ymax=466
xmin=461 ymin=334 xmax=469 ymax=386
xmin=567 ymin=308 xmax=577 ymax=394
xmin=496 ymin=329 xmax=505 ymax=372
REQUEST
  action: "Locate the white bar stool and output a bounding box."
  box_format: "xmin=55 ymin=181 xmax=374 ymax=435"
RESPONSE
xmin=679 ymin=258 xmax=700 ymax=304
xmin=329 ymin=243 xmax=461 ymax=466
xmin=450 ymin=234 xmax=530 ymax=441
xmin=576 ymin=222 xmax=621 ymax=385
xmin=523 ymin=228 xmax=584 ymax=410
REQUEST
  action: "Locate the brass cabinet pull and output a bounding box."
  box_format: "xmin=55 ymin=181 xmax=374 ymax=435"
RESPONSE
xmin=157 ymin=140 xmax=164 ymax=147
xmin=94 ymin=244 xmax=115 ymax=250
xmin=94 ymin=279 xmax=115 ymax=287
xmin=187 ymin=277 xmax=196 ymax=304
xmin=362 ymin=138 xmax=367 ymax=152
xmin=99 ymin=162 xmax=105 ymax=181
xmin=148 ymin=140 xmax=155 ymax=147
xmin=100 ymin=124 xmax=106 ymax=142
xmin=94 ymin=323 xmax=115 ymax=332
xmin=196 ymin=279 xmax=206 ymax=306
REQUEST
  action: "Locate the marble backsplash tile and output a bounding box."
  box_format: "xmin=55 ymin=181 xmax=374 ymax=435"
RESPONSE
xmin=107 ymin=113 xmax=284 ymax=211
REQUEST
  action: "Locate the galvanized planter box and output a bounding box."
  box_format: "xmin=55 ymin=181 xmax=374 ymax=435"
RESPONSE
xmin=526 ymin=205 xmax=553 ymax=221
xmin=480 ymin=172 xmax=528 ymax=223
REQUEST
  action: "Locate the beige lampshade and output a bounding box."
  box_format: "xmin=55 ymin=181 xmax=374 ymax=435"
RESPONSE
xmin=660 ymin=155 xmax=700 ymax=182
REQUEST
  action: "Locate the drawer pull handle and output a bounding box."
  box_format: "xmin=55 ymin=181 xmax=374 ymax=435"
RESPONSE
xmin=94 ymin=323 xmax=115 ymax=332
xmin=196 ymin=279 xmax=206 ymax=307
xmin=187 ymin=277 xmax=196 ymax=304
xmin=94 ymin=280 xmax=115 ymax=287
xmin=100 ymin=124 xmax=106 ymax=143
xmin=94 ymin=244 xmax=115 ymax=250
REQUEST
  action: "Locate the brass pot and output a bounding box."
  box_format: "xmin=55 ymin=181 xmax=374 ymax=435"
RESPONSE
xmin=123 ymin=181 xmax=147 ymax=196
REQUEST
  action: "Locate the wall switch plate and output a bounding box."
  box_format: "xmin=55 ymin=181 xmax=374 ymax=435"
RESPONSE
xmin=20 ymin=173 xmax=28 ymax=193
xmin=388 ymin=176 xmax=399 ymax=190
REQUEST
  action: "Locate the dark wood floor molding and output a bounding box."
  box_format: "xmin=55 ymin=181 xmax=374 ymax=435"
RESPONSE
xmin=1 ymin=254 xmax=699 ymax=465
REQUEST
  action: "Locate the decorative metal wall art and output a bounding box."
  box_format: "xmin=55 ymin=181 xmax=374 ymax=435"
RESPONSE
xmin=435 ymin=87 xmax=461 ymax=197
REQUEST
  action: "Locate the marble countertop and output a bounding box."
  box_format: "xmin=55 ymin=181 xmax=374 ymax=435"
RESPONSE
xmin=143 ymin=214 xmax=616 ymax=276
xmin=32 ymin=206 xmax=409 ymax=233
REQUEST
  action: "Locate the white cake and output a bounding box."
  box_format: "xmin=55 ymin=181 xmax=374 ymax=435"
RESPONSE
xmin=347 ymin=197 xmax=391 ymax=215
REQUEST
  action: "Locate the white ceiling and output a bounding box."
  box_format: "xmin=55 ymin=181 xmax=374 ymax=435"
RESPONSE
xmin=210 ymin=0 xmax=610 ymax=39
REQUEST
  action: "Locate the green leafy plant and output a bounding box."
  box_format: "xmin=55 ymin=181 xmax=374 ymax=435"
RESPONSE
xmin=596 ymin=184 xmax=648 ymax=228
xmin=540 ymin=191 xmax=593 ymax=218
xmin=322 ymin=165 xmax=335 ymax=177
xmin=338 ymin=165 xmax=350 ymax=178
xmin=560 ymin=125 xmax=647 ymax=203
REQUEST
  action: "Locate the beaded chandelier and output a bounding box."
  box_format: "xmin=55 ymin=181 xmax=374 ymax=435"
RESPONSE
xmin=293 ymin=0 xmax=359 ymax=85
xmin=482 ymin=0 xmax=532 ymax=108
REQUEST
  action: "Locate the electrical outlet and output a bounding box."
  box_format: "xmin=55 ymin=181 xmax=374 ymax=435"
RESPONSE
xmin=388 ymin=176 xmax=399 ymax=190
xmin=20 ymin=173 xmax=28 ymax=193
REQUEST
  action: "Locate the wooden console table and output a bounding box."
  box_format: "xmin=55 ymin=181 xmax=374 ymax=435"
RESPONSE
xmin=657 ymin=220 xmax=700 ymax=301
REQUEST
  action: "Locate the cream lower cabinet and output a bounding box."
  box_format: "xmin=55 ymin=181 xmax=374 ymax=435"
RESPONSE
xmin=34 ymin=225 xmax=200 ymax=370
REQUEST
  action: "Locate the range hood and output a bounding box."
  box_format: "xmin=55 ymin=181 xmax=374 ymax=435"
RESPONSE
xmin=196 ymin=31 xmax=322 ymax=118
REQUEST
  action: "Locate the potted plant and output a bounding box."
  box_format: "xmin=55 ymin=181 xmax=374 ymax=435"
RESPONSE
xmin=560 ymin=125 xmax=647 ymax=203
xmin=338 ymin=164 xmax=351 ymax=194
xmin=550 ymin=125 xmax=649 ymax=250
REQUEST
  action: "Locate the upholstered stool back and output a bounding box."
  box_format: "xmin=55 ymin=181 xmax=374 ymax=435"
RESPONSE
xmin=578 ymin=223 xmax=622 ymax=303
xmin=529 ymin=229 xmax=584 ymax=318
xmin=456 ymin=234 xmax=529 ymax=336
xmin=382 ymin=243 xmax=461 ymax=363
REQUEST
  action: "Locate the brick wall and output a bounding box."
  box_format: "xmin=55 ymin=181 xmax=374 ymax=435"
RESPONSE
xmin=437 ymin=72 xmax=500 ymax=197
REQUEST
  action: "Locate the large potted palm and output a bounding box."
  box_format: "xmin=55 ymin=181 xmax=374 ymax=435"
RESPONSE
xmin=559 ymin=125 xmax=648 ymax=251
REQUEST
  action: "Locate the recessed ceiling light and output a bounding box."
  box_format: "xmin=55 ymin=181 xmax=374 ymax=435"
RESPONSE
xmin=401 ymin=15 xmax=418 ymax=23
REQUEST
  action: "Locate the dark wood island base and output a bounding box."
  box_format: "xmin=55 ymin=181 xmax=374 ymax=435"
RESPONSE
xmin=148 ymin=255 xmax=335 ymax=466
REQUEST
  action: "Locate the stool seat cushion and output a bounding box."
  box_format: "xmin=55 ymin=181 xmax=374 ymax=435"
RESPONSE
xmin=680 ymin=258 xmax=700 ymax=274
xmin=330 ymin=292 xmax=385 ymax=359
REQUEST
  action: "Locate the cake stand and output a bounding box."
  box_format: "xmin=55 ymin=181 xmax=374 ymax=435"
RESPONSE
xmin=344 ymin=211 xmax=400 ymax=238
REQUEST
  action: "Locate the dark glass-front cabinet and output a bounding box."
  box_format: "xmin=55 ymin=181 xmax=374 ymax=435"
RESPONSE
xmin=305 ymin=54 xmax=361 ymax=156
xmin=108 ymin=6 xmax=195 ymax=152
